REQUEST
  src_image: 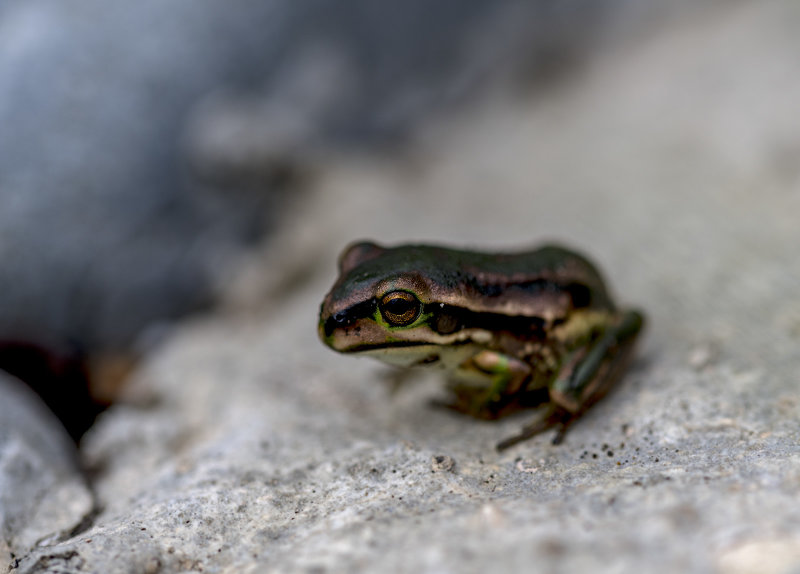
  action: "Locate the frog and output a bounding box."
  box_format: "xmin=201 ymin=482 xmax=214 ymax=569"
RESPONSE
xmin=318 ymin=241 xmax=644 ymax=450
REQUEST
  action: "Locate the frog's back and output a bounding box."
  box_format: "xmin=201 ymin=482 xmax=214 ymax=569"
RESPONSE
xmin=363 ymin=243 xmax=617 ymax=319
xmin=503 ymin=244 xmax=612 ymax=301
xmin=441 ymin=243 xmax=616 ymax=316
xmin=326 ymin=241 xmax=617 ymax=321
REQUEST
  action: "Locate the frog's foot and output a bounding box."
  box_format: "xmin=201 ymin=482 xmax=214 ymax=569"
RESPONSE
xmin=495 ymin=407 xmax=572 ymax=451
xmin=445 ymin=350 xmax=532 ymax=419
xmin=496 ymin=310 xmax=644 ymax=451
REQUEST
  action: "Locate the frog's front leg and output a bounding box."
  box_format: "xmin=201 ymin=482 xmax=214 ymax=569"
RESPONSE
xmin=497 ymin=310 xmax=644 ymax=450
xmin=446 ymin=350 xmax=532 ymax=419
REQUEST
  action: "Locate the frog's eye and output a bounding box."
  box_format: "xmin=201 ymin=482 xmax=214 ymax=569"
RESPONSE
xmin=379 ymin=291 xmax=421 ymax=326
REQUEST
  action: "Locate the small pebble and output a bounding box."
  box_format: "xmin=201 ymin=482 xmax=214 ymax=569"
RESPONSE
xmin=431 ymin=454 xmax=455 ymax=472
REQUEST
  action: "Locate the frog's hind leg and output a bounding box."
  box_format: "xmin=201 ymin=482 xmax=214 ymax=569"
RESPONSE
xmin=496 ymin=310 xmax=644 ymax=451
xmin=550 ymin=310 xmax=644 ymax=413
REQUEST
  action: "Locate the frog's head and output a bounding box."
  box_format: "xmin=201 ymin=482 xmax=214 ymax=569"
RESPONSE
xmin=318 ymin=241 xmax=473 ymax=366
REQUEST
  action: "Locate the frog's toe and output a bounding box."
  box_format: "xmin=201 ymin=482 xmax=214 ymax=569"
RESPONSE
xmin=495 ymin=407 xmax=572 ymax=451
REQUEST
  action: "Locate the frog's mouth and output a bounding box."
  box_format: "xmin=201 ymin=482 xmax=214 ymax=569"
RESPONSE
xmin=359 ymin=340 xmax=486 ymax=370
xmin=347 ymin=341 xmax=437 ymax=353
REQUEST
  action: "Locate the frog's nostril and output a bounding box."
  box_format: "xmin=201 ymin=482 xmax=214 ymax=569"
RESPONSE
xmin=323 ymin=317 xmax=337 ymax=338
xmin=323 ymin=311 xmax=352 ymax=338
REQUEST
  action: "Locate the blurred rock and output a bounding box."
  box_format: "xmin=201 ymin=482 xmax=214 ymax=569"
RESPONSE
xmin=0 ymin=0 xmax=300 ymax=352
xmin=0 ymin=0 xmax=721 ymax=356
xmin=0 ymin=372 xmax=93 ymax=563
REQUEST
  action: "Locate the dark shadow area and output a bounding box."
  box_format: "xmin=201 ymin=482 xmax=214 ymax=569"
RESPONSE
xmin=0 ymin=341 xmax=106 ymax=442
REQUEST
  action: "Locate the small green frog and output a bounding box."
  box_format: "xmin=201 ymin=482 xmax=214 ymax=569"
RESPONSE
xmin=318 ymin=241 xmax=644 ymax=450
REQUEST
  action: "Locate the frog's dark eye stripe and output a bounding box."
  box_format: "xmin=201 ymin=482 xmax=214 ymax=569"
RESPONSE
xmin=432 ymin=311 xmax=461 ymax=334
xmin=379 ymin=291 xmax=421 ymax=326
xmin=430 ymin=304 xmax=548 ymax=338
xmin=323 ymin=299 xmax=376 ymax=337
xmin=468 ymin=277 xmax=595 ymax=309
xmin=566 ymin=284 xmax=592 ymax=308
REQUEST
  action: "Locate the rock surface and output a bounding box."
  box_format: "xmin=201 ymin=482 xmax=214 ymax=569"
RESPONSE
xmin=0 ymin=373 xmax=93 ymax=562
xmin=10 ymin=1 xmax=800 ymax=573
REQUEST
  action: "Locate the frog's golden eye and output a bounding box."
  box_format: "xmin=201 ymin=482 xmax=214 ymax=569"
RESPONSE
xmin=379 ymin=291 xmax=421 ymax=326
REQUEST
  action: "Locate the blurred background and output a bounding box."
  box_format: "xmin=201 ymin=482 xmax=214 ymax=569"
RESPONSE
xmin=1 ymin=0 xmax=795 ymax=441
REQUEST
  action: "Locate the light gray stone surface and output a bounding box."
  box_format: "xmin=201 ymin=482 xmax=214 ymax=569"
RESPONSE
xmin=11 ymin=1 xmax=800 ymax=572
xmin=0 ymin=373 xmax=93 ymax=562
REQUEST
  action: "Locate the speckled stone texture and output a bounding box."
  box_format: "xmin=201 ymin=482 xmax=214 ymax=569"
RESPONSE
xmin=10 ymin=1 xmax=800 ymax=573
xmin=0 ymin=373 xmax=93 ymax=562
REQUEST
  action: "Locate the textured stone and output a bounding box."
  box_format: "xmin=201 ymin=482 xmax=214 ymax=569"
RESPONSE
xmin=11 ymin=1 xmax=800 ymax=572
xmin=0 ymin=373 xmax=93 ymax=562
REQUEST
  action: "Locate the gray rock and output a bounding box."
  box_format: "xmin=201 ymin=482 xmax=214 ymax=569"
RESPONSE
xmin=0 ymin=0 xmax=301 ymax=351
xmin=12 ymin=1 xmax=800 ymax=572
xmin=0 ymin=373 xmax=93 ymax=563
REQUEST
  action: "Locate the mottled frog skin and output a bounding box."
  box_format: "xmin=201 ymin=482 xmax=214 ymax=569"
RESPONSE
xmin=319 ymin=241 xmax=644 ymax=450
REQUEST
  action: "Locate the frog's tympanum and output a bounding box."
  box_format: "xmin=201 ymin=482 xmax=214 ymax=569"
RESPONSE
xmin=318 ymin=241 xmax=644 ymax=450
